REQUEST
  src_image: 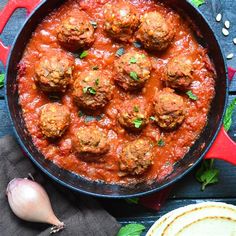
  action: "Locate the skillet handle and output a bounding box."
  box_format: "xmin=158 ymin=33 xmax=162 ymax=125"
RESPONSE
xmin=0 ymin=0 xmax=41 ymax=66
xmin=205 ymin=67 xmax=236 ymax=164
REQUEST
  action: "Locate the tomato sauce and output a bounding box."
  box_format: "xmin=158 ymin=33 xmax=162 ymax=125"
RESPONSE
xmin=18 ymin=0 xmax=215 ymax=185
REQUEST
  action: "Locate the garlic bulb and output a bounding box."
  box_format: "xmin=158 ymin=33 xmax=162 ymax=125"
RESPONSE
xmin=6 ymin=178 xmax=64 ymax=233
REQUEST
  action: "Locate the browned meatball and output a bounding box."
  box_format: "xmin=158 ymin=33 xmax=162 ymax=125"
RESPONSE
xmin=72 ymin=70 xmax=113 ymax=110
xmin=136 ymin=11 xmax=174 ymax=51
xmin=73 ymin=125 xmax=110 ymax=157
xmin=57 ymin=13 xmax=95 ymax=51
xmin=163 ymin=56 xmax=194 ymax=90
xmin=114 ymin=49 xmax=152 ymax=91
xmin=118 ymin=98 xmax=149 ymax=131
xmin=35 ymin=53 xmax=74 ymax=93
xmin=104 ymin=1 xmax=139 ymax=42
xmin=39 ymin=103 xmax=70 ymax=139
xmin=119 ymin=139 xmax=153 ymax=175
xmin=153 ymin=88 xmax=185 ymax=129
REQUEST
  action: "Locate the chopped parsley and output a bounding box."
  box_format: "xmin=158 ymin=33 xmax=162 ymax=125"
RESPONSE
xmin=92 ymin=65 xmax=99 ymax=70
xmin=90 ymin=21 xmax=98 ymax=28
xmin=80 ymin=50 xmax=88 ymax=59
xmin=133 ymin=106 xmax=139 ymax=112
xmin=141 ymin=54 xmax=146 ymax=59
xmin=78 ymin=111 xmax=84 ymax=117
xmin=0 ymin=74 xmax=4 ymax=88
xmin=130 ymin=71 xmax=139 ymax=81
xmin=150 ymin=116 xmax=156 ymax=121
xmin=116 ymin=47 xmax=125 ymax=57
xmin=190 ymin=0 xmax=205 ymax=8
xmin=133 ymin=41 xmax=142 ymax=48
xmin=157 ymin=139 xmax=165 ymax=147
xmin=83 ymin=86 xmax=96 ymax=95
xmin=130 ymin=57 xmax=137 ymax=64
xmin=95 ymin=78 xmax=99 ymax=86
xmin=117 ymin=224 xmax=145 ymax=236
xmin=133 ymin=118 xmax=143 ymax=128
xmin=186 ymin=90 xmax=198 ymax=101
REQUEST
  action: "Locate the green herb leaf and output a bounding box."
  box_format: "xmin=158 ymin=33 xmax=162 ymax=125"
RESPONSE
xmin=80 ymin=50 xmax=88 ymax=59
xmin=223 ymin=98 xmax=236 ymax=131
xmin=133 ymin=41 xmax=142 ymax=48
xmin=116 ymin=48 xmax=125 ymax=57
xmin=0 ymin=74 xmax=5 ymax=88
xmin=157 ymin=139 xmax=165 ymax=147
xmin=190 ymin=0 xmax=205 ymax=7
xmin=125 ymin=198 xmax=139 ymax=204
xmin=90 ymin=21 xmax=98 ymax=28
xmin=133 ymin=118 xmax=143 ymax=128
xmin=117 ymin=223 xmax=145 ymax=236
xmin=150 ymin=116 xmax=156 ymax=121
xmin=141 ymin=54 xmax=146 ymax=59
xmin=133 ymin=106 xmax=139 ymax=112
xmin=130 ymin=57 xmax=137 ymax=64
xmin=130 ymin=71 xmax=139 ymax=81
xmin=95 ymin=78 xmax=100 ymax=86
xmin=195 ymin=159 xmax=219 ymax=191
xmin=186 ymin=91 xmax=198 ymax=101
xmin=92 ymin=65 xmax=99 ymax=70
xmin=83 ymin=86 xmax=96 ymax=95
xmin=78 ymin=111 xmax=84 ymax=117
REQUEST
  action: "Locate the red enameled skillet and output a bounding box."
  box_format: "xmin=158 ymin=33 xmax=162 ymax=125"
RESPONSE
xmin=0 ymin=0 xmax=236 ymax=198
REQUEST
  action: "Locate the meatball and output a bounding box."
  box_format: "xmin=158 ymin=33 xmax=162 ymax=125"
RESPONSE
xmin=136 ymin=11 xmax=174 ymax=51
xmin=39 ymin=103 xmax=70 ymax=139
xmin=114 ymin=50 xmax=152 ymax=91
xmin=35 ymin=53 xmax=74 ymax=93
xmin=163 ymin=56 xmax=194 ymax=89
xmin=73 ymin=125 xmax=110 ymax=157
xmin=118 ymin=98 xmax=149 ymax=131
xmin=72 ymin=70 xmax=113 ymax=110
xmin=57 ymin=13 xmax=95 ymax=51
xmin=104 ymin=1 xmax=139 ymax=42
xmin=153 ymin=88 xmax=185 ymax=129
xmin=119 ymin=139 xmax=153 ymax=175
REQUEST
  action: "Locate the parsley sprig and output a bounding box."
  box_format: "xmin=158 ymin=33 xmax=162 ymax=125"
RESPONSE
xmin=117 ymin=223 xmax=145 ymax=236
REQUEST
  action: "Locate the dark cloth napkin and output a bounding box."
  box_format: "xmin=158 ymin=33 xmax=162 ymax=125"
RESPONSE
xmin=0 ymin=135 xmax=120 ymax=236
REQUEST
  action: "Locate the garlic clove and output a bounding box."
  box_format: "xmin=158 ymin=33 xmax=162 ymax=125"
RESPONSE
xmin=6 ymin=178 xmax=64 ymax=231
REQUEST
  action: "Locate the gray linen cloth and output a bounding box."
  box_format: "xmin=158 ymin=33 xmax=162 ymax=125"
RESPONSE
xmin=0 ymin=135 xmax=120 ymax=236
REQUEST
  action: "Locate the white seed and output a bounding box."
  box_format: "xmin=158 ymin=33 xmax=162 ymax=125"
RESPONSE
xmin=224 ymin=20 xmax=230 ymax=29
xmin=216 ymin=13 xmax=222 ymax=22
xmin=233 ymin=38 xmax=236 ymax=45
xmin=222 ymin=28 xmax=229 ymax=36
xmin=226 ymin=53 xmax=234 ymax=59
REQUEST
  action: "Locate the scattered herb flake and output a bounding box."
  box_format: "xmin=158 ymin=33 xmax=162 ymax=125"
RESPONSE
xmin=195 ymin=159 xmax=219 ymax=191
xmin=133 ymin=41 xmax=142 ymax=48
xmin=92 ymin=65 xmax=99 ymax=70
xmin=157 ymin=139 xmax=165 ymax=147
xmin=80 ymin=50 xmax=88 ymax=59
xmin=130 ymin=71 xmax=139 ymax=81
xmin=141 ymin=54 xmax=146 ymax=59
xmin=130 ymin=57 xmax=137 ymax=64
xmin=223 ymin=98 xmax=236 ymax=131
xmin=83 ymin=86 xmax=96 ymax=95
xmin=133 ymin=106 xmax=139 ymax=112
xmin=150 ymin=116 xmax=156 ymax=121
xmin=0 ymin=74 xmax=4 ymax=88
xmin=78 ymin=111 xmax=84 ymax=117
xmin=190 ymin=0 xmax=205 ymax=8
xmin=95 ymin=78 xmax=100 ymax=86
xmin=125 ymin=198 xmax=139 ymax=204
xmin=133 ymin=118 xmax=143 ymax=128
xmin=90 ymin=21 xmax=98 ymax=28
xmin=186 ymin=91 xmax=198 ymax=101
xmin=117 ymin=223 xmax=145 ymax=236
xmin=116 ymin=47 xmax=125 ymax=57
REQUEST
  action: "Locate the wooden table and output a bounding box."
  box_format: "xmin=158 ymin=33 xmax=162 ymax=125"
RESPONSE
xmin=0 ymin=0 xmax=236 ymax=234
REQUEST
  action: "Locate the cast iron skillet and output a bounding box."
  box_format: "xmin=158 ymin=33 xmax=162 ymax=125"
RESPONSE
xmin=1 ymin=0 xmax=236 ymax=198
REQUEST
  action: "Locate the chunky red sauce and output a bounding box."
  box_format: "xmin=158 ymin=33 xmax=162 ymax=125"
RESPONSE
xmin=18 ymin=0 xmax=215 ymax=185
